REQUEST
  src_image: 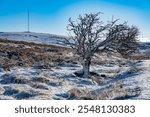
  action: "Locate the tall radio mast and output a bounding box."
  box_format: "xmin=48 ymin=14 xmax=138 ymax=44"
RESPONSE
xmin=27 ymin=9 xmax=30 ymax=32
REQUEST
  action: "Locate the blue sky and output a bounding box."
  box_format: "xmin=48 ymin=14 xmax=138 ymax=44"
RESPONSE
xmin=0 ymin=0 xmax=149 ymax=40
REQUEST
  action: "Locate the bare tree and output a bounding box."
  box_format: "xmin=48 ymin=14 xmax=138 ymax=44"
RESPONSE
xmin=105 ymin=22 xmax=139 ymax=56
xmin=67 ymin=13 xmax=139 ymax=78
xmin=67 ymin=13 xmax=114 ymax=78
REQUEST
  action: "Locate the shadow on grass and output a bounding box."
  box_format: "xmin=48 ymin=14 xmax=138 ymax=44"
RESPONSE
xmin=114 ymin=94 xmax=139 ymax=100
xmin=103 ymin=67 xmax=142 ymax=86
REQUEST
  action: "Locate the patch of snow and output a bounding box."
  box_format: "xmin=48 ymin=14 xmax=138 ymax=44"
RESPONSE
xmin=122 ymin=60 xmax=150 ymax=99
xmin=0 ymin=58 xmax=150 ymax=99
xmin=0 ymin=32 xmax=69 ymax=47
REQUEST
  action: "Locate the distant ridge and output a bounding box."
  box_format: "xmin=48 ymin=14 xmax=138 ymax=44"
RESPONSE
xmin=0 ymin=32 xmax=69 ymax=46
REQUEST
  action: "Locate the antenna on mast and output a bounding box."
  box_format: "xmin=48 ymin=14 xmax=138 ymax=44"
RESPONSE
xmin=112 ymin=15 xmax=114 ymax=22
xmin=27 ymin=9 xmax=30 ymax=32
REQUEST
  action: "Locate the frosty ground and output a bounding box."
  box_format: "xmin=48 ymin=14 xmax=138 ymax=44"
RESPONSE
xmin=0 ymin=32 xmax=150 ymax=100
xmin=0 ymin=60 xmax=150 ymax=100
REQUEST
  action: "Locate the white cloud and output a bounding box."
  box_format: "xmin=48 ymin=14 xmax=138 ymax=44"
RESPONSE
xmin=139 ymin=37 xmax=150 ymax=42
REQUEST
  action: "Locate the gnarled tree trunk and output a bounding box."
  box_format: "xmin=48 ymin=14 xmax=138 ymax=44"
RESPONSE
xmin=82 ymin=59 xmax=91 ymax=78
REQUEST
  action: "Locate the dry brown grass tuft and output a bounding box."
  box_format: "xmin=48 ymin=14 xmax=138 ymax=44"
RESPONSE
xmin=90 ymin=76 xmax=103 ymax=85
xmin=0 ymin=86 xmax=5 ymax=94
xmin=32 ymin=77 xmax=51 ymax=84
xmin=69 ymin=88 xmax=93 ymax=100
xmin=68 ymin=82 xmax=141 ymax=100
xmin=30 ymin=83 xmax=50 ymax=90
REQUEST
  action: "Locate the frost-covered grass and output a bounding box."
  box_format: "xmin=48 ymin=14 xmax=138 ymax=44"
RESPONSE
xmin=0 ymin=36 xmax=150 ymax=100
xmin=0 ymin=58 xmax=149 ymax=100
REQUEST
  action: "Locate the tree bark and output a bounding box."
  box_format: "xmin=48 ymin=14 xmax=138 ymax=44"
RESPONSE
xmin=82 ymin=59 xmax=91 ymax=78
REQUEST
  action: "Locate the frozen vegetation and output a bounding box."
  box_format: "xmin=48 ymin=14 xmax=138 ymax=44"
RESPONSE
xmin=0 ymin=58 xmax=150 ymax=100
xmin=0 ymin=32 xmax=150 ymax=100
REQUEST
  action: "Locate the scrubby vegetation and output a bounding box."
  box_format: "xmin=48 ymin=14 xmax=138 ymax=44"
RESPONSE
xmin=0 ymin=39 xmax=73 ymax=69
xmin=0 ymin=34 xmax=149 ymax=100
